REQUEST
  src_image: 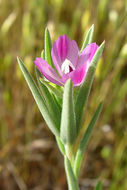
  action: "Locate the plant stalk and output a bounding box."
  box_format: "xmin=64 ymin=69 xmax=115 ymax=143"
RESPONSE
xmin=64 ymin=156 xmax=80 ymax=190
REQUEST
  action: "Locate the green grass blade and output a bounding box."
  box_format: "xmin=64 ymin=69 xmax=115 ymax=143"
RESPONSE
xmin=95 ymin=181 xmax=102 ymax=190
xmin=17 ymin=57 xmax=59 ymax=137
xmin=44 ymin=28 xmax=54 ymax=68
xmin=60 ymin=79 xmax=76 ymax=145
xmin=75 ymin=41 xmax=105 ymax=132
xmin=74 ymin=102 xmax=103 ymax=177
xmin=64 ymin=156 xmax=79 ymax=190
xmin=80 ymin=24 xmax=94 ymax=53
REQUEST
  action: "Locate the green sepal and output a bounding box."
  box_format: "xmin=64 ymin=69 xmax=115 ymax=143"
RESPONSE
xmin=44 ymin=28 xmax=54 ymax=68
xmin=64 ymin=156 xmax=79 ymax=190
xmin=75 ymin=41 xmax=105 ymax=133
xmin=74 ymin=102 xmax=103 ymax=177
xmin=60 ymin=79 xmax=76 ymax=145
xmin=35 ymin=68 xmax=61 ymax=131
xmin=80 ymin=24 xmax=94 ymax=53
xmin=56 ymin=137 xmax=65 ymax=155
xmin=95 ymin=181 xmax=102 ymax=190
xmin=40 ymin=78 xmax=63 ymax=98
xmin=17 ymin=57 xmax=59 ymax=137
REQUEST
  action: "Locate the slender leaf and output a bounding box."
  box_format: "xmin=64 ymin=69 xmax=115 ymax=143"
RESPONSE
xmin=17 ymin=57 xmax=59 ymax=136
xmin=56 ymin=137 xmax=65 ymax=155
xmin=75 ymin=66 xmax=95 ymax=132
xmin=91 ymin=41 xmax=105 ymax=67
xmin=64 ymin=156 xmax=79 ymax=190
xmin=80 ymin=24 xmax=94 ymax=53
xmin=60 ymin=79 xmax=76 ymax=145
xmin=44 ymin=28 xmax=54 ymax=68
xmin=40 ymin=78 xmax=63 ymax=98
xmin=75 ymin=41 xmax=105 ymax=132
xmin=95 ymin=181 xmax=102 ymax=190
xmin=74 ymin=102 xmax=103 ymax=177
xmin=35 ymin=68 xmax=61 ymax=130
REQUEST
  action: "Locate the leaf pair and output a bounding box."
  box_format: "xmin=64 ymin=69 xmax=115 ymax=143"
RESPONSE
xmin=35 ymin=68 xmax=61 ymax=131
xmin=17 ymin=28 xmax=66 ymax=137
xmin=17 ymin=57 xmax=60 ymax=137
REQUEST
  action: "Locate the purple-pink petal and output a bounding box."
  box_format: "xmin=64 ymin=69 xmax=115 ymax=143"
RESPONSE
xmin=51 ymin=35 xmax=79 ymax=76
xmin=34 ymin=34 xmax=98 ymax=87
xmin=34 ymin=58 xmax=63 ymax=86
xmin=57 ymin=35 xmax=68 ymax=62
xmin=77 ymin=43 xmax=98 ymax=68
xmin=61 ymin=63 xmax=87 ymax=86
xmin=65 ymin=37 xmax=79 ymax=68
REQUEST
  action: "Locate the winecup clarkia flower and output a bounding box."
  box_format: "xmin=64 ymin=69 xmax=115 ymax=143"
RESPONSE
xmin=34 ymin=35 xmax=98 ymax=86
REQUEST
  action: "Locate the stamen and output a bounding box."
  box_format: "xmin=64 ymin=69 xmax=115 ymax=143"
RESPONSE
xmin=61 ymin=59 xmax=74 ymax=74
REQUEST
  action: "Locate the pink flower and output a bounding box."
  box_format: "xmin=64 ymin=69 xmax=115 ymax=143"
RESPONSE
xmin=34 ymin=35 xmax=98 ymax=86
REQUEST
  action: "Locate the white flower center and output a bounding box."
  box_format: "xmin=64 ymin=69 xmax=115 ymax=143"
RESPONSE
xmin=61 ymin=59 xmax=74 ymax=74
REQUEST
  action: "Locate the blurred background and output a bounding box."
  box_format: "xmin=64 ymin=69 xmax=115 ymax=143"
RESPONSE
xmin=0 ymin=0 xmax=127 ymax=189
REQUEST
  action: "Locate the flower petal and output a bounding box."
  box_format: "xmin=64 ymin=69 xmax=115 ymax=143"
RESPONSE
xmin=51 ymin=35 xmax=79 ymax=75
xmin=34 ymin=58 xmax=63 ymax=86
xmin=66 ymin=37 xmax=79 ymax=68
xmin=56 ymin=35 xmax=68 ymax=62
xmin=61 ymin=63 xmax=87 ymax=86
xmin=77 ymin=43 xmax=98 ymax=68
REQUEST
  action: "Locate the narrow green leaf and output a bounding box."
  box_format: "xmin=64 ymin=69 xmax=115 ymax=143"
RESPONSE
xmin=91 ymin=41 xmax=105 ymax=67
xmin=74 ymin=102 xmax=103 ymax=177
xmin=44 ymin=28 xmax=54 ymax=68
xmin=35 ymin=68 xmax=61 ymax=130
xmin=60 ymin=79 xmax=76 ymax=145
xmin=75 ymin=66 xmax=95 ymax=132
xmin=75 ymin=41 xmax=105 ymax=132
xmin=80 ymin=24 xmax=94 ymax=53
xmin=56 ymin=137 xmax=65 ymax=155
xmin=64 ymin=156 xmax=79 ymax=190
xmin=17 ymin=57 xmax=59 ymax=137
xmin=35 ymin=67 xmax=45 ymax=98
xmin=40 ymin=78 xmax=63 ymax=98
xmin=95 ymin=181 xmax=102 ymax=190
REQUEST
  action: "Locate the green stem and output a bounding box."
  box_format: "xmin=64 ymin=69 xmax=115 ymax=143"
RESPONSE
xmin=64 ymin=156 xmax=80 ymax=190
xmin=65 ymin=145 xmax=74 ymax=165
